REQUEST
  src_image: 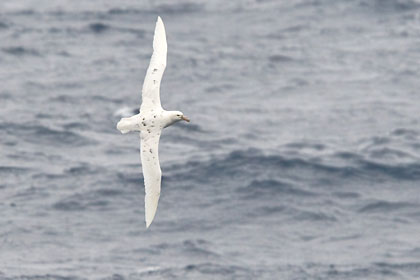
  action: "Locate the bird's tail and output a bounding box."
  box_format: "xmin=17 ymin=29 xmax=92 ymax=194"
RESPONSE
xmin=117 ymin=117 xmax=136 ymax=134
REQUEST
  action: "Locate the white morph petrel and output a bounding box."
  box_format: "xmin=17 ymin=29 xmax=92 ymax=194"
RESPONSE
xmin=117 ymin=17 xmax=190 ymax=228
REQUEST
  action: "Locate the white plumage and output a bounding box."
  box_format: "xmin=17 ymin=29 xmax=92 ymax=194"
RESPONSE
xmin=141 ymin=16 xmax=167 ymax=111
xmin=117 ymin=17 xmax=190 ymax=228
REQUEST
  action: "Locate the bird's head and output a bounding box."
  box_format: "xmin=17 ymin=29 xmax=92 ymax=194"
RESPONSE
xmin=172 ymin=111 xmax=190 ymax=123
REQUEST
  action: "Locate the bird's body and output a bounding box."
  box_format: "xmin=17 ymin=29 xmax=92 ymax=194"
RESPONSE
xmin=117 ymin=17 xmax=189 ymax=228
xmin=117 ymin=110 xmax=180 ymax=134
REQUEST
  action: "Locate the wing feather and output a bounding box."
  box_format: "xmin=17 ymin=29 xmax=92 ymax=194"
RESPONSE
xmin=140 ymin=16 xmax=167 ymax=112
xmin=140 ymin=131 xmax=162 ymax=228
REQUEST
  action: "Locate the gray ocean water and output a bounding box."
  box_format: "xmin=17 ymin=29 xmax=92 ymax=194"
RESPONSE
xmin=1 ymin=0 xmax=420 ymax=279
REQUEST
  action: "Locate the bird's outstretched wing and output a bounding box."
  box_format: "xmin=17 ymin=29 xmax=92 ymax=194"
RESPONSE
xmin=140 ymin=16 xmax=167 ymax=112
xmin=140 ymin=130 xmax=162 ymax=228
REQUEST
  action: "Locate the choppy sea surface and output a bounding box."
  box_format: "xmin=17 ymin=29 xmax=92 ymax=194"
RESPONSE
xmin=1 ymin=0 xmax=420 ymax=279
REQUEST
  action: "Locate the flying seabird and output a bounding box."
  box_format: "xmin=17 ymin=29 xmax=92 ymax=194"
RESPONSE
xmin=117 ymin=17 xmax=190 ymax=228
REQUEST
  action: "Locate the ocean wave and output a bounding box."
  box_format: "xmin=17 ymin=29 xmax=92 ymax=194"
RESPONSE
xmin=0 ymin=21 xmax=9 ymax=29
xmin=239 ymin=179 xmax=316 ymax=199
xmin=2 ymin=46 xmax=41 ymax=57
xmin=181 ymin=239 xmax=220 ymax=257
xmin=255 ymin=206 xmax=287 ymax=215
xmin=88 ymin=22 xmax=110 ymax=34
xmin=52 ymin=199 xmax=87 ymax=211
xmin=165 ymin=145 xmax=420 ymax=192
xmin=176 ymin=121 xmax=205 ymax=133
xmin=2 ymin=0 xmax=418 ymax=20
xmin=285 ymin=141 xmax=326 ymax=151
xmin=62 ymin=122 xmax=90 ymax=131
xmin=45 ymin=22 xmax=145 ymax=38
xmin=1 ymin=2 xmax=204 ymax=20
xmin=322 ymin=264 xmax=400 ymax=279
xmin=0 ymin=166 xmax=30 ymax=174
xmin=52 ymin=191 xmax=112 ymax=212
xmin=357 ymin=159 xmax=420 ymax=180
xmin=183 ymin=263 xmax=250 ymax=276
xmin=374 ymin=261 xmax=420 ymax=274
xmin=358 ymin=200 xmax=416 ymax=213
xmin=150 ymin=239 xmax=219 ymax=258
xmin=0 ymin=122 xmax=95 ymax=147
xmin=361 ymin=0 xmax=420 ymax=12
xmin=331 ymin=191 xmax=360 ymax=199
xmin=293 ymin=209 xmax=338 ymax=222
xmin=107 ymin=8 xmax=144 ymax=15
xmin=391 ymin=128 xmax=419 ymax=139
xmin=108 ymin=3 xmax=204 ymax=16
xmin=2 ymin=274 xmax=83 ymax=280
xmin=65 ymin=164 xmax=101 ymax=176
xmin=156 ymin=3 xmax=204 ymax=14
xmin=116 ymin=170 xmax=142 ymax=185
xmin=33 ymin=126 xmax=94 ymax=147
xmin=269 ymin=54 xmax=299 ymax=63
xmin=0 ymin=92 xmax=12 ymax=100
xmin=253 ymin=204 xmax=338 ymax=222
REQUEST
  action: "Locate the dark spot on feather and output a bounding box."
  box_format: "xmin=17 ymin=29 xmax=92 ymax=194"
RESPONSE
xmin=154 ymin=115 xmax=156 ymax=118
xmin=142 ymin=122 xmax=146 ymax=126
xmin=149 ymin=149 xmax=153 ymax=153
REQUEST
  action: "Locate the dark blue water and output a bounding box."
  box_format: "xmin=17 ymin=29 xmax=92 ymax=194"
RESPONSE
xmin=1 ymin=0 xmax=420 ymax=279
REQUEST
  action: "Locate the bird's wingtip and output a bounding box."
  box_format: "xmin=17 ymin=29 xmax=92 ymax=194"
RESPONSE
xmin=146 ymin=219 xmax=152 ymax=229
xmin=157 ymin=16 xmax=162 ymax=22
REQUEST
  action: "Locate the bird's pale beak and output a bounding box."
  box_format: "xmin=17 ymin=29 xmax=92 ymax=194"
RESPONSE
xmin=181 ymin=116 xmax=190 ymax=122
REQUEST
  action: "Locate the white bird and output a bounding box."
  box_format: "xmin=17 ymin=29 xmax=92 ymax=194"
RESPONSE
xmin=116 ymin=17 xmax=190 ymax=228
